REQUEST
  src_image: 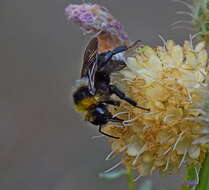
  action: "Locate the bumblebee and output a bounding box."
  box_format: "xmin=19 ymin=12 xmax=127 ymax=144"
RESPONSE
xmin=73 ymin=37 xmax=149 ymax=138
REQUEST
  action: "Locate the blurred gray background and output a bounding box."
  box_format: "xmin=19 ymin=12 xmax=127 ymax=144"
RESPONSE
xmin=0 ymin=0 xmax=191 ymax=189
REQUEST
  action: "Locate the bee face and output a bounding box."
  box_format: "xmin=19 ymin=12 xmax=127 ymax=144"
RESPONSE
xmin=88 ymin=104 xmax=112 ymax=125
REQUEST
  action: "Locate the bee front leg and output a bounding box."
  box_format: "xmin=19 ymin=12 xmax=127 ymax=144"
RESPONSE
xmin=109 ymin=85 xmax=150 ymax=111
xmin=101 ymin=100 xmax=120 ymax=106
xmin=99 ymin=125 xmax=119 ymax=139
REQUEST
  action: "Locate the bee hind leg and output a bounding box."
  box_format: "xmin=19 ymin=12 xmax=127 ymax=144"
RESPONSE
xmin=99 ymin=46 xmax=128 ymax=67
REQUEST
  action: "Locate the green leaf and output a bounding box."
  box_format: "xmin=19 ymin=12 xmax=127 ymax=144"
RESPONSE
xmin=201 ymin=143 xmax=209 ymax=149
xmin=126 ymin=167 xmax=137 ymax=190
xmin=196 ymin=153 xmax=209 ymax=190
xmin=181 ymin=165 xmax=198 ymax=190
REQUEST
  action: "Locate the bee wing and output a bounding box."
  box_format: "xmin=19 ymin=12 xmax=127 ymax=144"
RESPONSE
xmin=81 ymin=37 xmax=98 ymax=78
xmin=87 ymin=57 xmax=99 ymax=95
xmin=99 ymin=60 xmax=126 ymax=74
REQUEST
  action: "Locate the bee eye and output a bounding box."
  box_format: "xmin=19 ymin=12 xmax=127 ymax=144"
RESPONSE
xmin=95 ymin=107 xmax=105 ymax=115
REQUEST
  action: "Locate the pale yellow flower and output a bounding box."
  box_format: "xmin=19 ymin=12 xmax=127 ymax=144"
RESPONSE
xmin=104 ymin=40 xmax=209 ymax=176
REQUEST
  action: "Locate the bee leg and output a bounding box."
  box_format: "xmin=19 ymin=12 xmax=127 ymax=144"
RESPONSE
xmin=107 ymin=40 xmax=142 ymax=57
xmin=127 ymin=40 xmax=142 ymax=49
xmin=108 ymin=117 xmax=124 ymax=123
xmin=102 ymin=100 xmax=120 ymax=106
xmin=99 ymin=125 xmax=120 ymax=139
xmin=101 ymin=40 xmax=142 ymax=65
xmin=109 ymin=85 xmax=150 ymax=111
xmin=99 ymin=41 xmax=142 ymax=71
xmin=101 ymin=46 xmax=128 ymax=64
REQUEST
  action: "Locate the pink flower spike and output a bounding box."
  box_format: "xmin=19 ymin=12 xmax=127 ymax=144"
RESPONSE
xmin=65 ymin=3 xmax=129 ymax=43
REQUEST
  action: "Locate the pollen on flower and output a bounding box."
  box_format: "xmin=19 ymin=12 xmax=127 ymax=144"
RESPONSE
xmin=104 ymin=40 xmax=209 ymax=176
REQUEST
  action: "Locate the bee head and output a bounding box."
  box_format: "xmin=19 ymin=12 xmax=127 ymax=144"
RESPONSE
xmin=88 ymin=103 xmax=112 ymax=125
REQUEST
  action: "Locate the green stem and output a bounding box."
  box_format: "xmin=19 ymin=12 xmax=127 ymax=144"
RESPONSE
xmin=126 ymin=167 xmax=137 ymax=190
xmin=181 ymin=165 xmax=197 ymax=190
xmin=196 ymin=153 xmax=209 ymax=190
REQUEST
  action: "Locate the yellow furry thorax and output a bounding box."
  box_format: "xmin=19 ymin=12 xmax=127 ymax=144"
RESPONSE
xmin=74 ymin=95 xmax=100 ymax=113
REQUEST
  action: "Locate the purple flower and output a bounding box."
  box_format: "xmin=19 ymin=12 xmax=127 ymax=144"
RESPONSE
xmin=65 ymin=3 xmax=129 ymax=43
xmin=184 ymin=181 xmax=197 ymax=187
